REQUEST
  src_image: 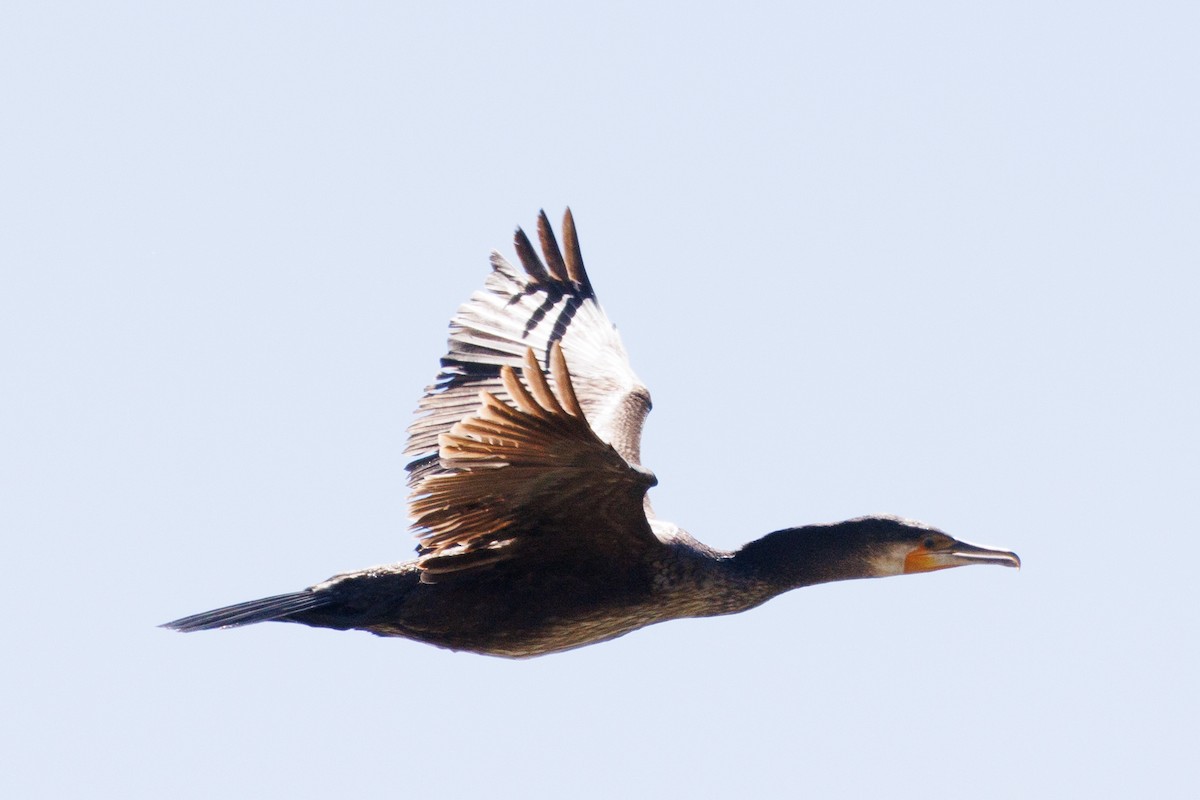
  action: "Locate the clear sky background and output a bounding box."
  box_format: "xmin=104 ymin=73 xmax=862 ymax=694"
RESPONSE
xmin=3 ymin=2 xmax=1198 ymax=798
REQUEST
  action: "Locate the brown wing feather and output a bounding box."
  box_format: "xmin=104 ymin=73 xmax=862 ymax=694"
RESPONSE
xmin=561 ymin=208 xmax=591 ymax=292
xmin=410 ymin=343 xmax=659 ymax=581
xmin=536 ymin=210 xmax=569 ymax=282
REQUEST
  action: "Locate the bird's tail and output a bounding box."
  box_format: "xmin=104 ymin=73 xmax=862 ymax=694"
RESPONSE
xmin=161 ymin=590 xmax=330 ymax=632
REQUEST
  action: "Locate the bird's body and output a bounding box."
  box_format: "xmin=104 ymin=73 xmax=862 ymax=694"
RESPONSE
xmin=277 ymin=531 xmax=737 ymax=657
xmin=164 ymin=210 xmax=1019 ymax=657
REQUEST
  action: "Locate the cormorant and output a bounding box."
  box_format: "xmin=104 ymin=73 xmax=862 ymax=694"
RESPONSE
xmin=163 ymin=210 xmax=1019 ymax=657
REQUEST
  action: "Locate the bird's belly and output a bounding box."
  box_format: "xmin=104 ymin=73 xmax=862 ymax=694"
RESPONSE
xmin=366 ymin=586 xmax=671 ymax=658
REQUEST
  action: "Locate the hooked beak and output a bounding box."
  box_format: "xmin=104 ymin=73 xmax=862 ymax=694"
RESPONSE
xmin=904 ymin=539 xmax=1021 ymax=574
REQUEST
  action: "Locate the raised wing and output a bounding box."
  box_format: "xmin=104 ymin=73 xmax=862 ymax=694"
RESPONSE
xmin=411 ymin=344 xmax=660 ymax=581
xmin=405 ymin=209 xmax=652 ymax=490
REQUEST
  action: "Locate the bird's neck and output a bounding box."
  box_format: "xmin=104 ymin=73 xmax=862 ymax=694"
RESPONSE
xmin=732 ymin=523 xmax=876 ymax=596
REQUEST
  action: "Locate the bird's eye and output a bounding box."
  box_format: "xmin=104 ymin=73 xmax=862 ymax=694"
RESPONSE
xmin=923 ymin=537 xmax=937 ymax=549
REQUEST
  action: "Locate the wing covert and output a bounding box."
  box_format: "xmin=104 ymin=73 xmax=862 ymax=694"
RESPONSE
xmin=410 ymin=345 xmax=660 ymax=581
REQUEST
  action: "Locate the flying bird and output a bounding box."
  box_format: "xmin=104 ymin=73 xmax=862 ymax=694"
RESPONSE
xmin=163 ymin=210 xmax=1019 ymax=657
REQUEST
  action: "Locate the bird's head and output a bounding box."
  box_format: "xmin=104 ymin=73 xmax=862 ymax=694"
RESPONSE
xmin=854 ymin=515 xmax=1021 ymax=576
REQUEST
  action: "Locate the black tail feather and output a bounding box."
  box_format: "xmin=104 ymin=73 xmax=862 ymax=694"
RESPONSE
xmin=161 ymin=591 xmax=330 ymax=632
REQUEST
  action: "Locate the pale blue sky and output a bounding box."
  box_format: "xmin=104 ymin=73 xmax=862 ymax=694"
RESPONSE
xmin=3 ymin=2 xmax=1198 ymax=797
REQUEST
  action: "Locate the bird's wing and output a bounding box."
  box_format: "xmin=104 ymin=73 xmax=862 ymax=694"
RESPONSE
xmin=410 ymin=344 xmax=661 ymax=581
xmin=405 ymin=209 xmax=652 ymax=492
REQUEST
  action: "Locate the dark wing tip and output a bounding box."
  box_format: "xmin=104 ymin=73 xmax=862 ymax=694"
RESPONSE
xmin=560 ymin=208 xmax=593 ymax=294
xmin=537 ymin=209 xmax=569 ymax=281
xmin=510 ymin=210 xmax=594 ymax=296
xmin=513 ymin=226 xmax=550 ymax=282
